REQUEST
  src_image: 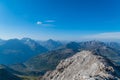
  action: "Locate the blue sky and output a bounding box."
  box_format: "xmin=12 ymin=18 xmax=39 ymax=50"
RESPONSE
xmin=0 ymin=0 xmax=120 ymax=40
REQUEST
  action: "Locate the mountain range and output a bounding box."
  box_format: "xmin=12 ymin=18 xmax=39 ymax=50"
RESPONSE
xmin=0 ymin=39 xmax=120 ymax=80
xmin=0 ymin=38 xmax=49 ymax=64
xmin=0 ymin=38 xmax=65 ymax=65
xmin=10 ymin=40 xmax=120 ymax=76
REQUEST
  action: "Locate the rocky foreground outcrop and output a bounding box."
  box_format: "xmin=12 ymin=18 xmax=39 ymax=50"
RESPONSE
xmin=39 ymin=51 xmax=120 ymax=80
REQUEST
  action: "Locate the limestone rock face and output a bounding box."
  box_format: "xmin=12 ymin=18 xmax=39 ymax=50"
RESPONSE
xmin=40 ymin=51 xmax=120 ymax=80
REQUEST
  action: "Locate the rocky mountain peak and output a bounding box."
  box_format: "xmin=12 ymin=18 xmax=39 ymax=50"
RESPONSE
xmin=40 ymin=51 xmax=120 ymax=80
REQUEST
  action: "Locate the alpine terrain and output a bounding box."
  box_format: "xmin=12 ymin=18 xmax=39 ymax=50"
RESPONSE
xmin=40 ymin=51 xmax=120 ymax=80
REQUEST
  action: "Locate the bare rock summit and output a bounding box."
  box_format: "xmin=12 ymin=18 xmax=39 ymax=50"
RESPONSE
xmin=40 ymin=51 xmax=120 ymax=80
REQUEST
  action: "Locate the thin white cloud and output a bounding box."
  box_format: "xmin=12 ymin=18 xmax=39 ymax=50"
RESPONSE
xmin=37 ymin=21 xmax=42 ymax=25
xmin=82 ymin=32 xmax=120 ymax=40
xmin=45 ymin=20 xmax=55 ymax=23
xmin=36 ymin=19 xmax=55 ymax=27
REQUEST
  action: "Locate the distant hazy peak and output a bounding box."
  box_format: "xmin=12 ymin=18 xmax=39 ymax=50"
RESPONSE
xmin=21 ymin=37 xmax=33 ymax=41
xmin=47 ymin=39 xmax=54 ymax=42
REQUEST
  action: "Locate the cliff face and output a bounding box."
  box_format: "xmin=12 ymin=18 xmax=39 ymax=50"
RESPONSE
xmin=40 ymin=51 xmax=120 ymax=80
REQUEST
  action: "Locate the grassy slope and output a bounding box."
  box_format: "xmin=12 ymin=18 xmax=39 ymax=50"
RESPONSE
xmin=19 ymin=75 xmax=38 ymax=80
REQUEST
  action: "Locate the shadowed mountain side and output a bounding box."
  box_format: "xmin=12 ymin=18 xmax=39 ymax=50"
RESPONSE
xmin=0 ymin=38 xmax=48 ymax=64
xmin=0 ymin=65 xmax=22 ymax=80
